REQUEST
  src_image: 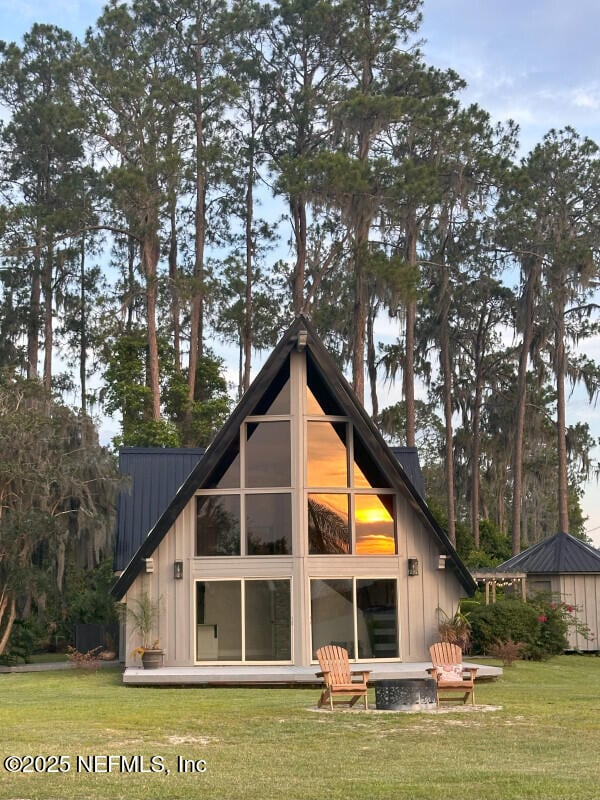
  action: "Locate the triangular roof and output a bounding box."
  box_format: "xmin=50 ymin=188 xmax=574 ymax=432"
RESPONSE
xmin=112 ymin=315 xmax=476 ymax=598
xmin=497 ymin=531 xmax=600 ymax=574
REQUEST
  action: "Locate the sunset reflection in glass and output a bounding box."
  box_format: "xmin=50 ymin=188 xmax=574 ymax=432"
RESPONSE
xmin=308 ymin=494 xmax=350 ymax=554
xmin=307 ymin=421 xmax=348 ymax=487
xmin=306 ymin=387 xmax=325 ymax=415
xmin=354 ymin=495 xmax=395 ymax=554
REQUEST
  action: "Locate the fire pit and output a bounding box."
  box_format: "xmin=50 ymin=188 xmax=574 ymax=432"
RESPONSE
xmin=375 ymin=678 xmax=437 ymax=711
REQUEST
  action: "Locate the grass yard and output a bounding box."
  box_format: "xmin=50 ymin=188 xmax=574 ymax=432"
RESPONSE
xmin=1 ymin=656 xmax=599 ymax=800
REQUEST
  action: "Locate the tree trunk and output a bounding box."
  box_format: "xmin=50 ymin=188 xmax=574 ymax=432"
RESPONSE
xmin=439 ymin=260 xmax=456 ymax=545
xmin=471 ymin=310 xmax=487 ymax=550
xmin=511 ymin=256 xmax=542 ymax=555
xmin=404 ymin=220 xmax=418 ymax=448
xmin=242 ymin=141 xmax=254 ymax=394
xmin=556 ymin=308 xmax=569 ymax=533
xmin=238 ymin=338 xmax=243 ymax=400
xmin=350 ymin=33 xmax=376 ymax=405
xmin=291 ymin=195 xmax=307 ymax=316
xmin=366 ymin=296 xmax=379 ymax=418
xmin=80 ymin=232 xmax=87 ymax=414
xmin=188 ymin=26 xmax=206 ymax=408
xmin=351 ymin=233 xmax=368 ymax=403
xmin=27 ymin=244 xmax=41 ymax=380
xmin=42 ymin=243 xmax=53 ymax=392
xmin=471 ymin=369 xmax=483 ymax=549
xmin=0 ymin=592 xmax=16 ymax=657
xmin=142 ymin=231 xmax=161 ymax=421
xmin=168 ymin=198 xmax=181 ymax=372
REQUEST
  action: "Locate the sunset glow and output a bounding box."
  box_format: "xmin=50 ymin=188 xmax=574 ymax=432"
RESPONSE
xmin=356 ymin=536 xmax=396 ymax=555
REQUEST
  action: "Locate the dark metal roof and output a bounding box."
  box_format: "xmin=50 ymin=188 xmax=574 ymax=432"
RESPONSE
xmin=390 ymin=447 xmax=425 ymax=499
xmin=114 ymin=447 xmax=204 ymax=572
xmin=112 ymin=316 xmax=476 ymax=598
xmin=497 ymin=531 xmax=600 ymax=574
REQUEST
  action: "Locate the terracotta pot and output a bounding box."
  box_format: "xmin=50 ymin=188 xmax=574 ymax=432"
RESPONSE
xmin=141 ymin=649 xmax=164 ymax=669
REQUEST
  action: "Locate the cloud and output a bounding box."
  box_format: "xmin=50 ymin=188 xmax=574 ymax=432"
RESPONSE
xmin=571 ymin=87 xmax=600 ymax=111
xmin=420 ymin=1 xmax=600 ymax=155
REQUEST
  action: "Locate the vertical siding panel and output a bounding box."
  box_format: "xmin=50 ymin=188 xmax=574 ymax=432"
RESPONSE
xmin=559 ymin=574 xmax=600 ymax=652
xmin=560 ymin=575 xmax=575 ymax=650
xmin=583 ymin=575 xmax=598 ymax=651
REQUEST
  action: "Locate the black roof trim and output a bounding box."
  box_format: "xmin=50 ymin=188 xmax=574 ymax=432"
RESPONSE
xmin=112 ymin=315 xmax=475 ymax=598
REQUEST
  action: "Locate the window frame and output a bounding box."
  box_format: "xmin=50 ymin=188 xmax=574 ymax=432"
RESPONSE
xmin=304 ymin=416 xmax=397 ymax=555
xmin=308 ymin=576 xmax=400 ymax=663
xmin=196 ymin=416 xmax=293 ymax=557
xmin=194 ymin=577 xmax=293 ymax=665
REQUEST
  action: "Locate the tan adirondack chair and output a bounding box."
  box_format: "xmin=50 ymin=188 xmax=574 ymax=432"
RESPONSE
xmin=427 ymin=642 xmax=478 ymax=706
xmin=315 ymin=645 xmax=371 ymax=710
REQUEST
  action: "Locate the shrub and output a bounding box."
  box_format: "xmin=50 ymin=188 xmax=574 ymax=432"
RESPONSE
xmin=527 ymin=594 xmax=591 ymax=658
xmin=469 ymin=596 xmax=586 ymax=660
xmin=488 ymin=638 xmax=527 ymax=666
xmin=470 ymin=599 xmax=538 ymax=655
xmin=0 ymin=619 xmax=38 ymax=665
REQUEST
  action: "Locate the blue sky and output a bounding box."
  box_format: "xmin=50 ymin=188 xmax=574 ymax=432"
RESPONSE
xmin=3 ymin=0 xmax=598 ymax=148
xmin=418 ymin=1 xmax=600 ymax=546
xmin=2 ymin=0 xmax=600 ymax=544
xmin=421 ymin=0 xmax=600 ymax=155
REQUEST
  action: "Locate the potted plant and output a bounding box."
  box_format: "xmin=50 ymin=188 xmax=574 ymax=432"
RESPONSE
xmin=437 ymin=607 xmax=472 ymax=653
xmin=122 ymin=592 xmax=164 ymax=669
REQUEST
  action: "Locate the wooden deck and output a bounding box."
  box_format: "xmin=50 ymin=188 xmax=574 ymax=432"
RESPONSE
xmin=122 ymin=660 xmax=502 ymax=686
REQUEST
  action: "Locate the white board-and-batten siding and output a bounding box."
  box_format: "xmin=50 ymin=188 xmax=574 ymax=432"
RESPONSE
xmin=124 ymin=490 xmax=463 ymax=667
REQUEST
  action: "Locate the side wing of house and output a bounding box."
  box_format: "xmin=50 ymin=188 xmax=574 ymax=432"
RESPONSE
xmin=114 ymin=317 xmax=475 ymax=671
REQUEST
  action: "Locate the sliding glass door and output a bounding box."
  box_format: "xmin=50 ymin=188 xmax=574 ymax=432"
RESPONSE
xmin=196 ymin=579 xmax=291 ymax=662
xmin=310 ymin=578 xmax=398 ymax=660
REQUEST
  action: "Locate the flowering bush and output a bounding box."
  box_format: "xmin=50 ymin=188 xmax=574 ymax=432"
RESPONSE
xmin=470 ymin=595 xmax=592 ymax=660
xmin=526 ymin=594 xmax=592 ymax=660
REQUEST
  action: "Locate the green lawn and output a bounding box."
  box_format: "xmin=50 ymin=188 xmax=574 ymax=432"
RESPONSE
xmin=28 ymin=652 xmax=69 ymax=664
xmin=1 ymin=656 xmax=599 ymax=800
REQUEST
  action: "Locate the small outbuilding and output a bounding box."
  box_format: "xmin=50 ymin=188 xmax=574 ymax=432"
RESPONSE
xmin=112 ymin=316 xmax=476 ymax=684
xmin=496 ymin=531 xmax=600 ymax=651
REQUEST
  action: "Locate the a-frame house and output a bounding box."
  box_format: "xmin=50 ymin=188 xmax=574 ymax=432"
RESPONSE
xmin=113 ymin=316 xmax=476 ymax=684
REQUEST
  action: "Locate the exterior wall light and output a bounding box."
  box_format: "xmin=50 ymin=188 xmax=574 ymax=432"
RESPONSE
xmin=144 ymin=558 xmax=154 ymax=573
xmin=296 ymin=330 xmax=308 ymax=351
xmin=408 ymin=558 xmax=419 ymax=576
xmin=438 ymin=554 xmax=448 ymax=570
xmin=174 ymin=560 xmax=184 ymax=580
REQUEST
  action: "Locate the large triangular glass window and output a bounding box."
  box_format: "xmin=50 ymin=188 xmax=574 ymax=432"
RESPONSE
xmin=306 ymin=357 xmax=395 ymax=555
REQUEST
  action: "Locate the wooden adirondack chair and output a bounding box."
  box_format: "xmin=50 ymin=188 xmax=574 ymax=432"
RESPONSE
xmin=427 ymin=642 xmax=478 ymax=706
xmin=315 ymin=645 xmax=371 ymax=710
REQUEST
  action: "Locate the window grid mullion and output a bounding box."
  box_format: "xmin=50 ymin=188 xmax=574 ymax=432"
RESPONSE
xmin=352 ymin=579 xmax=358 ymax=661
xmin=241 ymin=578 xmax=246 ymax=662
